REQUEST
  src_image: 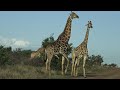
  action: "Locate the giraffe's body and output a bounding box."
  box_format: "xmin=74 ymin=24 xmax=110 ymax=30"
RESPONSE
xmin=71 ymin=21 xmax=93 ymax=77
xmin=30 ymin=47 xmax=45 ymax=60
xmin=45 ymin=12 xmax=79 ymax=75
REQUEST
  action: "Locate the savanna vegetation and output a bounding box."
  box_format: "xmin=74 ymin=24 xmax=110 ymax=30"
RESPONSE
xmin=0 ymin=35 xmax=119 ymax=79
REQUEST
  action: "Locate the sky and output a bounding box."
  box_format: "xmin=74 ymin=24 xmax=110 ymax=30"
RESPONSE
xmin=0 ymin=11 xmax=120 ymax=66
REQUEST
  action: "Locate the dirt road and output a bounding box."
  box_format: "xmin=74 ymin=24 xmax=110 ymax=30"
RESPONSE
xmin=71 ymin=68 xmax=120 ymax=79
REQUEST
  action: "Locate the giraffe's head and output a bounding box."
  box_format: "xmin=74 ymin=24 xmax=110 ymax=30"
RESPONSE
xmin=30 ymin=51 xmax=40 ymax=60
xmin=30 ymin=51 xmax=37 ymax=60
xmin=86 ymin=21 xmax=93 ymax=29
xmin=70 ymin=11 xmax=79 ymax=19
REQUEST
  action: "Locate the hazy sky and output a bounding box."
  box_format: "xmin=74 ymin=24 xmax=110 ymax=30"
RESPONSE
xmin=0 ymin=11 xmax=120 ymax=66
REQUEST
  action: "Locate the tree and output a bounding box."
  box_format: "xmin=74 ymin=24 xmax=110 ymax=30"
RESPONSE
xmin=109 ymin=63 xmax=117 ymax=68
xmin=87 ymin=55 xmax=104 ymax=66
xmin=0 ymin=45 xmax=11 ymax=65
xmin=67 ymin=43 xmax=73 ymax=56
xmin=95 ymin=55 xmax=104 ymax=66
xmin=41 ymin=35 xmax=54 ymax=48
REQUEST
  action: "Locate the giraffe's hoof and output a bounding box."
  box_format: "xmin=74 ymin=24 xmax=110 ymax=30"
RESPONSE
xmin=65 ymin=70 xmax=67 ymax=74
xmin=61 ymin=72 xmax=64 ymax=75
xmin=84 ymin=76 xmax=87 ymax=78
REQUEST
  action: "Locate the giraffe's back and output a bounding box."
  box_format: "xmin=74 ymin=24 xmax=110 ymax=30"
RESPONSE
xmin=75 ymin=43 xmax=88 ymax=57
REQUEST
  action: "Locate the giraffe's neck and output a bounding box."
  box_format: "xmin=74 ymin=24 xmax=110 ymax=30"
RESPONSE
xmin=83 ymin=27 xmax=90 ymax=45
xmin=36 ymin=48 xmax=45 ymax=54
xmin=64 ymin=16 xmax=72 ymax=33
xmin=57 ymin=16 xmax=72 ymax=43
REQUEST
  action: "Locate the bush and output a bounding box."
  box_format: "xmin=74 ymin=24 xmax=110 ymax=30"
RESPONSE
xmin=24 ymin=57 xmax=45 ymax=67
xmin=0 ymin=46 xmax=11 ymax=65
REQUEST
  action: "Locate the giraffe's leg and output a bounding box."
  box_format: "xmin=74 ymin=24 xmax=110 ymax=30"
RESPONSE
xmin=46 ymin=58 xmax=49 ymax=72
xmin=48 ymin=58 xmax=52 ymax=76
xmin=45 ymin=49 xmax=53 ymax=76
xmin=62 ymin=56 xmax=65 ymax=75
xmin=71 ymin=51 xmax=75 ymax=76
xmin=71 ymin=57 xmax=76 ymax=76
xmin=55 ymin=55 xmax=59 ymax=59
xmin=47 ymin=54 xmax=53 ymax=76
xmin=74 ymin=58 xmax=79 ymax=76
xmin=71 ymin=58 xmax=75 ymax=76
xmin=75 ymin=58 xmax=80 ymax=77
xmin=83 ymin=55 xmax=87 ymax=78
xmin=62 ymin=54 xmax=69 ymax=74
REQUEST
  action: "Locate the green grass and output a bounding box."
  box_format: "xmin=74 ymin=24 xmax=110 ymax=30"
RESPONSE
xmin=0 ymin=65 xmax=70 ymax=79
xmin=0 ymin=64 xmax=119 ymax=79
xmin=0 ymin=65 xmax=44 ymax=79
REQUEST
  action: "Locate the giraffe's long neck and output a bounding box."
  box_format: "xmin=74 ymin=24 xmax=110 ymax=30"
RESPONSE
xmin=83 ymin=27 xmax=90 ymax=45
xmin=62 ymin=16 xmax=72 ymax=42
xmin=56 ymin=16 xmax=72 ymax=44
xmin=64 ymin=16 xmax=72 ymax=31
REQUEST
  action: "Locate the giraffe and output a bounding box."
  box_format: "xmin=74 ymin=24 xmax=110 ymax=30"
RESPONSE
xmin=30 ymin=47 xmax=59 ymax=60
xmin=45 ymin=11 xmax=79 ymax=75
xmin=71 ymin=21 xmax=93 ymax=78
xmin=30 ymin=47 xmax=45 ymax=60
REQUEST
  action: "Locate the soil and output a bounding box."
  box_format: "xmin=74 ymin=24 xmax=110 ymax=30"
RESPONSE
xmin=70 ymin=68 xmax=120 ymax=79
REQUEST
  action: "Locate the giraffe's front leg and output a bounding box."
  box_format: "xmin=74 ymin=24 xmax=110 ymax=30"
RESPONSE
xmin=74 ymin=59 xmax=78 ymax=76
xmin=83 ymin=55 xmax=87 ymax=78
xmin=71 ymin=59 xmax=75 ymax=76
xmin=75 ymin=59 xmax=80 ymax=77
xmin=62 ymin=56 xmax=65 ymax=75
xmin=71 ymin=57 xmax=76 ymax=76
xmin=48 ymin=60 xmax=51 ymax=76
xmin=46 ymin=59 xmax=49 ymax=72
xmin=48 ymin=55 xmax=53 ymax=76
xmin=71 ymin=51 xmax=75 ymax=76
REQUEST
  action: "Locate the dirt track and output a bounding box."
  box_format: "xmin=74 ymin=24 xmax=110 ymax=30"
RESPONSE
xmin=71 ymin=68 xmax=120 ymax=79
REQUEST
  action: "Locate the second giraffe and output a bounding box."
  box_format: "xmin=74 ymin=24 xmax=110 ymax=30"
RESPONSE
xmin=71 ymin=21 xmax=93 ymax=78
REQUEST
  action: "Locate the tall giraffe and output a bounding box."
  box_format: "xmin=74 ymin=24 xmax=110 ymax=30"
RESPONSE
xmin=45 ymin=11 xmax=79 ymax=75
xmin=71 ymin=21 xmax=93 ymax=78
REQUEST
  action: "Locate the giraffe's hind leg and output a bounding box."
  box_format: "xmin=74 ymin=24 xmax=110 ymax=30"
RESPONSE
xmin=62 ymin=54 xmax=69 ymax=74
xmin=46 ymin=58 xmax=49 ymax=72
xmin=61 ymin=54 xmax=69 ymax=74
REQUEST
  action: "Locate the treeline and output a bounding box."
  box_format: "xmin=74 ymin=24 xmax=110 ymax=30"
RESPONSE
xmin=0 ymin=35 xmax=118 ymax=69
xmin=0 ymin=45 xmax=31 ymax=65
